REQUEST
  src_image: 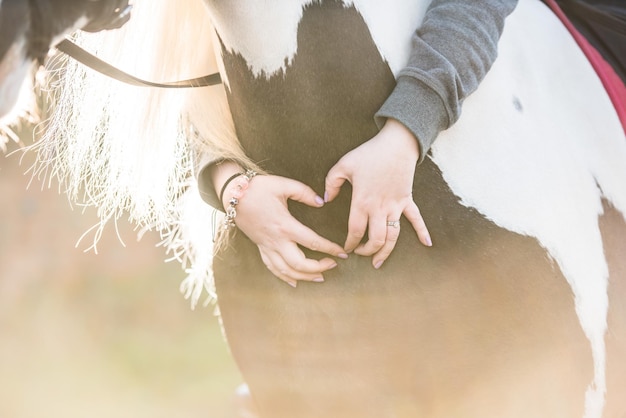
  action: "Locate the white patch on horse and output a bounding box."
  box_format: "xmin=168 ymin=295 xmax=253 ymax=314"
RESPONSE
xmin=203 ymin=0 xmax=429 ymax=79
xmin=203 ymin=0 xmax=313 ymax=78
xmin=0 ymin=38 xmax=30 ymax=117
xmin=0 ymin=13 xmax=89 ymax=118
xmin=430 ymin=1 xmax=626 ymax=417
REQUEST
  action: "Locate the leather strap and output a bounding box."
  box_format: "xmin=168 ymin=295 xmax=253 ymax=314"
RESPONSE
xmin=56 ymin=38 xmax=222 ymax=88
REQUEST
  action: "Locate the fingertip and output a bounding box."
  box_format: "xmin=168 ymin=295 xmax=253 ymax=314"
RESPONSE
xmin=324 ymin=189 xmax=338 ymax=203
xmin=420 ymin=232 xmax=432 ymax=247
xmin=314 ymin=195 xmax=325 ymax=207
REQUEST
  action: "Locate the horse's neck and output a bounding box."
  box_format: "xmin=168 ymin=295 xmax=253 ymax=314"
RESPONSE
xmin=203 ymin=0 xmax=432 ymax=79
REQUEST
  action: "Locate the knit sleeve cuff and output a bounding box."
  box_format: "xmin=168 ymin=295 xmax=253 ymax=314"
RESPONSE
xmin=197 ymin=158 xmax=224 ymax=210
xmin=375 ymin=76 xmax=450 ymax=164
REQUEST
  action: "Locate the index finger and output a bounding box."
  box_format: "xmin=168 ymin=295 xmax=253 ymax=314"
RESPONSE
xmin=280 ymin=244 xmax=339 ymax=276
xmin=344 ymin=205 xmax=368 ymax=253
xmin=289 ymin=219 xmax=349 ymax=260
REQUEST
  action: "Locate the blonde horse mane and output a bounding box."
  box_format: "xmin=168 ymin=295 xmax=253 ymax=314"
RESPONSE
xmin=30 ymin=0 xmax=251 ymax=307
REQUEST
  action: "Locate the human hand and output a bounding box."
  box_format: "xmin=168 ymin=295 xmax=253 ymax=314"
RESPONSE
xmin=324 ymin=118 xmax=432 ymax=269
xmin=223 ymin=173 xmax=348 ymax=288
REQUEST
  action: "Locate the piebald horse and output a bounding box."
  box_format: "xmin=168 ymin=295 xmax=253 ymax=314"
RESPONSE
xmin=8 ymin=0 xmax=626 ymax=417
xmin=201 ymin=1 xmax=626 ymax=417
xmin=0 ymin=0 xmax=130 ymax=117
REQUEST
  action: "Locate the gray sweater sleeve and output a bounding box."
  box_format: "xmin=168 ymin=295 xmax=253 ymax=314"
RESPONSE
xmin=375 ymin=0 xmax=518 ymax=163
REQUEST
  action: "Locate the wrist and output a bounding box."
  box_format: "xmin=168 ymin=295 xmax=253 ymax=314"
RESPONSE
xmin=211 ymin=160 xmax=245 ymax=205
xmin=220 ymin=169 xmax=259 ymax=230
xmin=217 ymin=167 xmax=259 ymax=211
xmin=382 ymin=118 xmax=420 ymax=162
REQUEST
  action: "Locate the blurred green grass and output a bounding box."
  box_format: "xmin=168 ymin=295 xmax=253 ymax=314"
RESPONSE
xmin=0 ymin=139 xmax=242 ymax=418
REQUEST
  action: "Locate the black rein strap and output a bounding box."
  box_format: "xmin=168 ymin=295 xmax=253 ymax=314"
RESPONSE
xmin=56 ymin=38 xmax=222 ymax=89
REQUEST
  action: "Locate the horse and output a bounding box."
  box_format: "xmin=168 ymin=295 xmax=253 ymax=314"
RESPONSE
xmin=205 ymin=0 xmax=626 ymax=416
xmin=21 ymin=0 xmax=626 ymax=417
xmin=0 ymin=0 xmax=131 ymax=118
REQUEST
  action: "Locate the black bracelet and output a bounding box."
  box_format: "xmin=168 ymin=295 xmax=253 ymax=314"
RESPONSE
xmin=220 ymin=170 xmax=258 ymax=232
xmin=219 ymin=172 xmax=245 ymax=208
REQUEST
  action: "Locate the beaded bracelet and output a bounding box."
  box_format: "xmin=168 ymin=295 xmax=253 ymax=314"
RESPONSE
xmin=219 ymin=172 xmax=245 ymax=208
xmin=221 ymin=169 xmax=258 ymax=231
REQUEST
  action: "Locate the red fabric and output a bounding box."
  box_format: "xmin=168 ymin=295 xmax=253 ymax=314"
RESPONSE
xmin=544 ymin=0 xmax=626 ymax=134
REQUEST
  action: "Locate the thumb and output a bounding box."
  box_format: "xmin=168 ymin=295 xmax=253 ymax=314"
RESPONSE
xmin=324 ymin=161 xmax=350 ymax=203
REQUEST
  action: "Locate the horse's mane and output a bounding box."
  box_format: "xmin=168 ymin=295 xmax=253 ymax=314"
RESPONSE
xmin=29 ymin=0 xmax=248 ymax=307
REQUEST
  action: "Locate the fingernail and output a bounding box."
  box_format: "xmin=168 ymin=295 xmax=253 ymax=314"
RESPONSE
xmin=324 ymin=191 xmax=329 ymax=203
xmin=287 ymin=280 xmax=297 ymax=288
xmin=312 ymin=277 xmax=324 ymax=283
xmin=425 ymin=236 xmax=433 ymax=247
xmin=314 ymin=196 xmax=324 ymax=207
xmin=338 ymin=253 xmax=349 ymax=259
xmin=329 ymin=262 xmax=338 ymax=269
xmin=374 ymin=260 xmax=384 ymax=269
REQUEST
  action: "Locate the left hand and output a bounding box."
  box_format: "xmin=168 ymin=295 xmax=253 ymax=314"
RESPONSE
xmin=324 ymin=118 xmax=432 ymax=269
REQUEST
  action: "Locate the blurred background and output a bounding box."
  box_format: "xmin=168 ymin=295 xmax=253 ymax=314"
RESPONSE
xmin=0 ymin=132 xmax=242 ymax=417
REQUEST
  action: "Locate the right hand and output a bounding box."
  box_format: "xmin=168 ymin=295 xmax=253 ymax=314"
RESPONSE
xmin=222 ymin=173 xmax=347 ymax=288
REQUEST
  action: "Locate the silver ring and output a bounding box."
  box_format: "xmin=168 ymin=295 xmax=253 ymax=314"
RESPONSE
xmin=386 ymin=220 xmax=400 ymax=228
